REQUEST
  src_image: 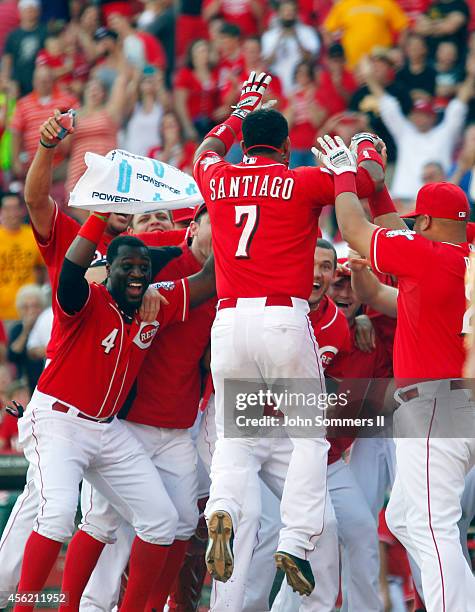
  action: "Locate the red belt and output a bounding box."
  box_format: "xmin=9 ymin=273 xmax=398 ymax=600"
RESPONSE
xmin=52 ymin=401 xmax=114 ymax=423
xmin=218 ymin=296 xmax=294 ymax=311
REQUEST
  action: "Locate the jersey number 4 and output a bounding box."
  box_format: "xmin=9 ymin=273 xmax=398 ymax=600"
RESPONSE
xmin=235 ymin=205 xmax=259 ymax=258
xmin=101 ymin=328 xmax=119 ymax=354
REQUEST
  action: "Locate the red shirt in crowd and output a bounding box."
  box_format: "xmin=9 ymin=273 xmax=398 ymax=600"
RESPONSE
xmin=174 ymin=66 xmax=219 ymax=121
xmin=203 ymin=0 xmax=266 ymax=36
xmin=194 ymin=151 xmax=376 ymax=300
xmin=315 ymin=68 xmax=358 ymax=117
xmin=371 ymin=227 xmax=470 ymax=379
xmin=125 ymin=242 xmax=216 ymax=429
xmin=37 ymin=280 xmax=189 ymax=419
xmin=378 ymin=509 xmax=412 ymax=582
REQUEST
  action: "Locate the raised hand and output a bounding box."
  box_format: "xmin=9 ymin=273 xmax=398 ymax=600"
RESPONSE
xmin=312 ymin=135 xmax=356 ymax=175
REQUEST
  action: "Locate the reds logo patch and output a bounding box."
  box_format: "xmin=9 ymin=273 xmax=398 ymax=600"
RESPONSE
xmin=319 ymin=346 xmax=338 ymax=367
xmin=134 ymin=321 xmax=160 ymax=350
xmin=386 ymin=229 xmax=416 ymax=240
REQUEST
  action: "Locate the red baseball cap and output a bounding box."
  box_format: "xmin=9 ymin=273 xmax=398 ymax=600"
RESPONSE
xmin=412 ymin=100 xmax=436 ymax=116
xmin=336 ymin=257 xmax=351 ymax=277
xmin=404 ymin=182 xmax=469 ymax=221
xmin=193 ymin=202 xmax=207 ymax=221
xmin=172 ymin=207 xmax=195 ymax=225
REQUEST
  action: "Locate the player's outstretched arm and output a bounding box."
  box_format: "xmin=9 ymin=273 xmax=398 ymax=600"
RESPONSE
xmin=313 ymin=136 xmax=376 ymax=259
xmin=187 ymin=253 xmax=216 ymax=308
xmin=58 ymin=213 xmax=110 ymax=315
xmin=24 ymin=109 xmax=75 ymax=240
xmin=193 ymin=71 xmax=272 ymax=164
xmin=349 ymin=255 xmax=398 ymax=318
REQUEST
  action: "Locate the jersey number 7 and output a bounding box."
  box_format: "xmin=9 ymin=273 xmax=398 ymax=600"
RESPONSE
xmin=235 ymin=205 xmax=260 ymax=258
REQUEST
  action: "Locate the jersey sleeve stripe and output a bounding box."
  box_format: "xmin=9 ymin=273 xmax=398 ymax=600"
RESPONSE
xmin=181 ymin=278 xmax=188 ymax=322
xmin=372 ymin=227 xmax=385 ymax=274
xmin=321 ymin=302 xmax=338 ymax=331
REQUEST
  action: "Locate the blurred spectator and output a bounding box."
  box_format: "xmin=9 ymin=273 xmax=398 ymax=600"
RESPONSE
xmin=434 ymin=41 xmax=463 ymax=105
xmin=107 ymin=11 xmax=166 ymax=72
xmin=262 ymin=0 xmax=320 ymax=95
xmin=138 ymin=0 xmax=176 ymax=84
xmin=315 ymin=43 xmax=358 ymax=117
xmin=148 ymin=111 xmax=197 ymax=174
xmin=7 ymin=284 xmax=45 ymax=392
xmin=172 ymin=208 xmax=195 ymax=229
xmin=66 ymin=67 xmax=138 ymax=193
xmin=449 ymin=123 xmax=475 ymax=199
xmin=363 ymin=57 xmax=474 ymax=201
xmin=0 ymin=192 xmax=44 ymax=322
xmin=323 ymin=0 xmax=408 ymax=69
xmin=131 ymin=210 xmax=174 ymax=233
xmin=122 ymin=65 xmax=170 ymax=156
xmin=174 ymin=39 xmax=219 ymax=141
xmin=242 ymin=36 xmax=285 ymax=108
xmin=0 ymin=321 xmax=6 ymax=364
xmin=0 ymin=378 xmax=30 ymax=452
xmin=0 ymin=1 xmax=19 ymax=56
xmin=35 ymin=24 xmax=90 ymax=96
xmin=284 ymin=60 xmax=326 ymax=167
xmin=215 ymin=22 xmax=245 ymax=107
xmin=350 ymin=49 xmax=412 ymax=162
xmin=175 ymin=0 xmax=208 ymax=64
xmin=91 ymin=27 xmax=122 ymax=93
xmin=415 ymin=0 xmax=470 ymax=58
xmin=0 ymin=365 xmax=11 ymax=405
xmin=422 ymin=160 xmax=447 ymax=183
xmin=2 ymin=0 xmax=47 ymax=96
xmin=26 ymin=304 xmax=52 ymax=361
xmin=395 ymin=32 xmax=436 ymax=99
xmin=202 ymin=0 xmax=266 ymax=37
xmin=10 ymin=65 xmax=78 ymax=180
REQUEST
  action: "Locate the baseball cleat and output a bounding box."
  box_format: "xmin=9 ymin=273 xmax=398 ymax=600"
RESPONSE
xmin=205 ymin=511 xmax=234 ymax=582
xmin=273 ymin=551 xmax=315 ymax=597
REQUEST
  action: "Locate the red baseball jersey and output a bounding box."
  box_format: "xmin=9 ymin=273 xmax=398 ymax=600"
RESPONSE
xmin=308 ymin=295 xmax=351 ymax=373
xmin=193 ymin=151 xmax=375 ymax=299
xmin=32 ymin=204 xmax=111 ymax=359
xmin=371 ymin=227 xmax=471 ymax=379
xmin=364 ymin=271 xmax=397 ymax=369
xmin=125 ymin=243 xmax=216 ymax=429
xmin=37 ymin=281 xmax=189 ymax=419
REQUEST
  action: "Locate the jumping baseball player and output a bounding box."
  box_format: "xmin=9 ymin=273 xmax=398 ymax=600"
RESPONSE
xmin=192 ymin=70 xmax=383 ymax=594
xmin=314 ymin=134 xmax=475 ymax=612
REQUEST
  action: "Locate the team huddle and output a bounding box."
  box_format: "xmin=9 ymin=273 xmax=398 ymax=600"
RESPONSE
xmin=0 ymin=70 xmax=474 ymax=612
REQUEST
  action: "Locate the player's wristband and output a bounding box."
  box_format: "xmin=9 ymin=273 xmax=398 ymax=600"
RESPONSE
xmin=78 ymin=212 xmax=110 ymax=244
xmin=204 ymin=115 xmax=243 ymax=155
xmin=40 ymin=139 xmax=57 ymax=149
xmin=334 ymin=172 xmax=357 ymax=197
xmin=368 ymin=186 xmax=396 ymax=219
xmin=357 ymin=142 xmax=384 ymax=169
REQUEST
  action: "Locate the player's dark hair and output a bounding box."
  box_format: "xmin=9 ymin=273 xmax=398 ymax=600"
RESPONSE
xmin=242 ymin=109 xmax=289 ymax=155
xmin=220 ymin=22 xmax=241 ymax=38
xmin=404 ymin=217 xmax=416 ymax=230
xmin=317 ymin=238 xmax=337 ymax=269
xmin=106 ymin=235 xmax=149 ymax=264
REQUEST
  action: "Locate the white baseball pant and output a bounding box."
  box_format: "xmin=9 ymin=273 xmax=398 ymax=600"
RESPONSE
xmin=386 ymin=380 xmax=475 ymax=612
xmin=198 ymin=395 xmax=339 ymax=612
xmin=349 ymin=435 xmax=396 ymax=520
xmin=79 ymin=422 xmax=199 ymax=612
xmin=18 ymin=390 xmax=180 ymax=545
xmin=243 ymin=459 xmax=382 ymax=612
xmin=207 ymin=297 xmax=329 ymax=558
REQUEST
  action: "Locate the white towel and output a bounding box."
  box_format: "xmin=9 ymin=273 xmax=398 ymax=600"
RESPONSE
xmin=69 ymin=149 xmax=203 ymax=213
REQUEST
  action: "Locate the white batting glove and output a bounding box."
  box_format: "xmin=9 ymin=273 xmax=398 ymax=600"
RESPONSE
xmin=231 ymin=71 xmax=273 ymax=120
xmin=312 ymin=135 xmax=357 ymax=175
xmin=349 ymin=132 xmax=377 ymax=157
